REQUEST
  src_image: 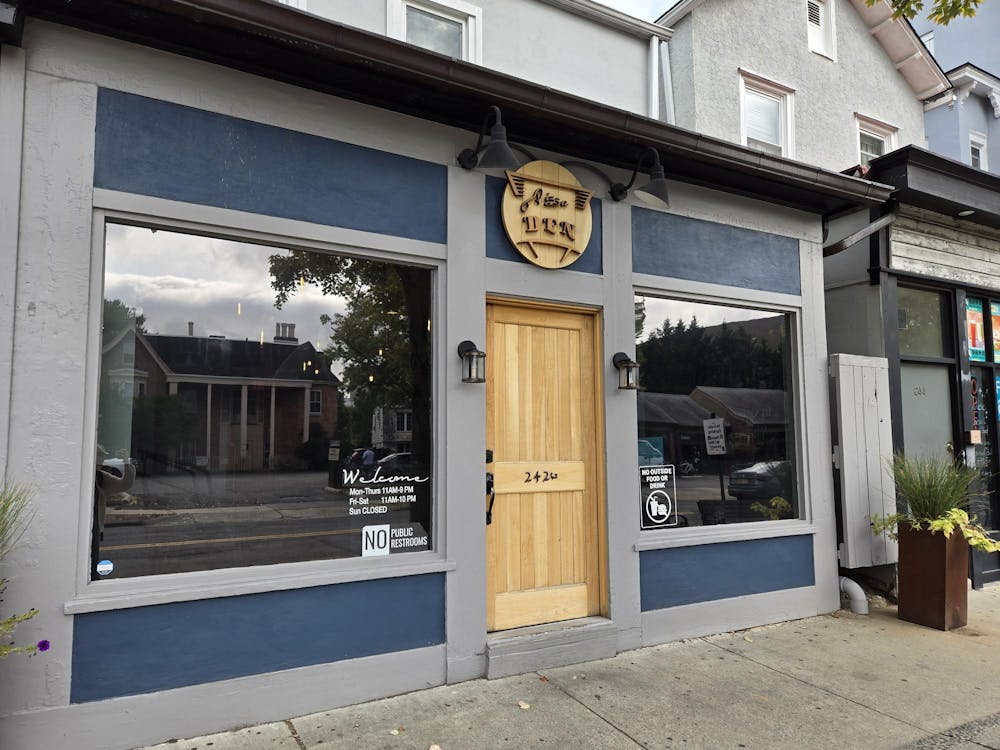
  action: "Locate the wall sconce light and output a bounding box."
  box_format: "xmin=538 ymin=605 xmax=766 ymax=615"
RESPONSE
xmin=623 ymin=147 xmax=671 ymax=208
xmin=457 ymin=106 xmax=522 ymax=171
xmin=561 ymin=147 xmax=670 ymax=207
xmin=612 ymin=352 xmax=639 ymax=390
xmin=458 ymin=340 xmax=486 ymax=383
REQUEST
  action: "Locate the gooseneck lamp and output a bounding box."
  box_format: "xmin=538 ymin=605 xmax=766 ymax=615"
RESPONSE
xmin=457 ymin=106 xmax=521 ymax=171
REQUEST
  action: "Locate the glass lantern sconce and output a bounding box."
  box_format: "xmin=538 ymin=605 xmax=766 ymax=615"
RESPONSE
xmin=612 ymin=352 xmax=639 ymax=390
xmin=458 ymin=340 xmax=486 ymax=383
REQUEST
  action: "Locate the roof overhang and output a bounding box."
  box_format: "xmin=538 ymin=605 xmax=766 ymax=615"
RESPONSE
xmin=866 ymin=146 xmax=1000 ymax=231
xmin=848 ymin=0 xmax=950 ymax=100
xmin=932 ymin=63 xmax=1000 ymax=117
xmin=23 ymin=0 xmax=891 ymax=217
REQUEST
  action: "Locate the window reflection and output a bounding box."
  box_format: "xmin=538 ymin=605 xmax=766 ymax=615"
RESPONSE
xmin=898 ymin=287 xmax=950 ymax=358
xmin=92 ymin=224 xmax=433 ymax=580
xmin=635 ymin=296 xmax=797 ymax=527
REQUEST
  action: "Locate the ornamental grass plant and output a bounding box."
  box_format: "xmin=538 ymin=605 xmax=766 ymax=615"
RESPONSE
xmin=872 ymin=454 xmax=1000 ymax=553
xmin=1 ymin=482 xmax=48 ymax=659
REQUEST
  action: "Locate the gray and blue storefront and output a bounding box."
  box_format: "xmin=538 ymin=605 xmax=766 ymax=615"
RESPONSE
xmin=0 ymin=7 xmax=892 ymax=749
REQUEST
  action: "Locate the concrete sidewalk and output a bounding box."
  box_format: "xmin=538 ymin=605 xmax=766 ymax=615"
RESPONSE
xmin=139 ymin=587 xmax=1000 ymax=750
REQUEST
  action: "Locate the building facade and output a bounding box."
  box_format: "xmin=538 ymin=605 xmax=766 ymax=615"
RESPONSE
xmin=658 ymin=0 xmax=948 ymax=171
xmin=0 ymin=3 xmax=889 ymax=748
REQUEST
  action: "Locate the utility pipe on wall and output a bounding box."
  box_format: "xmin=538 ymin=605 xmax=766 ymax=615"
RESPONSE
xmin=839 ymin=576 xmax=869 ymax=615
xmin=647 ymin=35 xmax=660 ymax=119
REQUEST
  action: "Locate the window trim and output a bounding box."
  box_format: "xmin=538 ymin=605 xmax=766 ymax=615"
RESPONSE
xmin=310 ymin=387 xmax=322 ymax=415
xmin=75 ymin=203 xmax=447 ymax=612
xmin=970 ymin=130 xmax=988 ymax=171
xmin=386 ymin=0 xmax=483 ymax=64
xmin=856 ymin=113 xmax=897 ymax=167
xmin=806 ymin=0 xmax=836 ymax=61
xmin=739 ymin=70 xmax=796 ymax=159
xmin=630 ymin=280 xmax=812 ymax=546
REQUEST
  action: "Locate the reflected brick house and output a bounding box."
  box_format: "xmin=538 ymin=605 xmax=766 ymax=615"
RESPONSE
xmin=101 ymin=323 xmax=339 ymax=472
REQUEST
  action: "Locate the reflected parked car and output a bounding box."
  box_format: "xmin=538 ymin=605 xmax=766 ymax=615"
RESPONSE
xmin=727 ymin=460 xmax=791 ymax=500
xmin=377 ymin=452 xmax=417 ymax=470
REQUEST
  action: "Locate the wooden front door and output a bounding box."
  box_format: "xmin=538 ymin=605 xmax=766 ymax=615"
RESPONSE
xmin=486 ymin=300 xmax=606 ymax=632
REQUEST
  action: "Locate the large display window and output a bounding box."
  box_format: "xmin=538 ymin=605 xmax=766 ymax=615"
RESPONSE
xmin=91 ymin=223 xmax=433 ymax=579
xmin=635 ymin=295 xmax=798 ymax=528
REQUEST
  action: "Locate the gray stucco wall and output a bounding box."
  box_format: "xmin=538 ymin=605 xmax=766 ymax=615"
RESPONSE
xmin=672 ymin=0 xmax=926 ymax=171
xmin=666 ymin=16 xmax=695 ymax=131
xmin=302 ymin=0 xmax=652 ymax=116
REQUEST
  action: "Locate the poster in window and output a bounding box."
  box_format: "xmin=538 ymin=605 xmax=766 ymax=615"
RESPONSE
xmin=991 ymin=302 xmax=1000 ymax=361
xmin=967 ymin=298 xmax=986 ymax=362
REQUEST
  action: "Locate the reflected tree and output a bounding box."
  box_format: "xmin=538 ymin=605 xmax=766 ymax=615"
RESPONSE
xmin=268 ymin=253 xmax=432 ymax=471
xmin=638 ymin=316 xmax=784 ymax=395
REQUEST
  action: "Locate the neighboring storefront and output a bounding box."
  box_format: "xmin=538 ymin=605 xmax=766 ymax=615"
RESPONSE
xmin=0 ymin=5 xmax=891 ymax=749
xmin=826 ymin=146 xmax=1000 ymax=589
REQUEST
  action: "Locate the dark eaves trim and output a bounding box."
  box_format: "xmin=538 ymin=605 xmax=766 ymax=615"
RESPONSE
xmin=27 ymin=0 xmax=893 ymax=214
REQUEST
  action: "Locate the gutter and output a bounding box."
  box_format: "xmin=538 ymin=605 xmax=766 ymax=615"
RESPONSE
xmin=27 ymin=0 xmax=893 ymax=214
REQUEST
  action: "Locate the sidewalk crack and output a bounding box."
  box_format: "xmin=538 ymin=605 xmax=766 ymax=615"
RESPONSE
xmin=540 ymin=672 xmax=650 ymax=749
xmin=284 ymin=719 xmax=308 ymax=750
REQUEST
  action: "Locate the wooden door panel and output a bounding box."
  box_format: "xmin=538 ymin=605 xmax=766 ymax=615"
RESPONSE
xmin=486 ymin=300 xmax=604 ymax=632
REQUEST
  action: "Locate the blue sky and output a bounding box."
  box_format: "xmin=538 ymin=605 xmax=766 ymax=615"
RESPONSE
xmin=597 ymin=0 xmax=670 ymax=21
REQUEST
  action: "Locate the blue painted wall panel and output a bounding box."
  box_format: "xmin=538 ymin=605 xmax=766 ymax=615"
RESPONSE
xmin=639 ymin=536 xmax=814 ymax=611
xmin=94 ymin=89 xmax=447 ymax=243
xmin=71 ymin=573 xmax=445 ymax=703
xmin=632 ymin=208 xmax=800 ymax=295
xmin=485 ymin=175 xmax=603 ymax=274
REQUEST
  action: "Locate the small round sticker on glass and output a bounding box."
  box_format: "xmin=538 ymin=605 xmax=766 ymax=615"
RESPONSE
xmin=96 ymin=559 xmax=114 ymax=576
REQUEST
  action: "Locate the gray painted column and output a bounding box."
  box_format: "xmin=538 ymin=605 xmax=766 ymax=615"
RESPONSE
xmin=444 ymin=165 xmax=488 ymax=683
xmin=0 ymin=70 xmax=99 ymax=713
xmin=0 ymin=45 xmax=26 ymax=482
xmin=602 ymin=200 xmax=644 ymax=650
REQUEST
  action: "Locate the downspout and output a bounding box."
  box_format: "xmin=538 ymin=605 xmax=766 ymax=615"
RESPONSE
xmin=647 ymin=34 xmax=659 ymax=119
xmin=659 ymin=39 xmax=676 ymax=125
xmin=839 ymin=576 xmax=869 ymax=615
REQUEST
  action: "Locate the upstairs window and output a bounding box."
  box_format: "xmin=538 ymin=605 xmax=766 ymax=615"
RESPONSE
xmin=388 ymin=0 xmax=482 ymax=63
xmin=396 ymin=409 xmax=413 ymax=432
xmin=740 ymin=71 xmax=794 ymax=158
xmin=807 ymin=0 xmax=835 ymax=59
xmin=856 ymin=114 xmax=897 ymax=167
xmin=970 ymin=131 xmax=988 ymax=171
xmin=310 ymin=388 xmax=322 ymax=415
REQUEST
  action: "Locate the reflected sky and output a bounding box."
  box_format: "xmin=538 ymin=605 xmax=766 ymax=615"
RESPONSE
xmin=105 ymin=224 xmax=344 ymax=364
xmin=638 ymin=295 xmax=775 ymax=342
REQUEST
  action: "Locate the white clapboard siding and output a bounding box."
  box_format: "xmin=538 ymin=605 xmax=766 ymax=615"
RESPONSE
xmin=831 ymin=353 xmax=897 ymax=568
xmin=890 ymin=207 xmax=1000 ymax=289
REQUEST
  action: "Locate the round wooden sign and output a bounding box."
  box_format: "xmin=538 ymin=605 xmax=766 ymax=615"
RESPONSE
xmin=501 ymin=160 xmax=594 ymax=270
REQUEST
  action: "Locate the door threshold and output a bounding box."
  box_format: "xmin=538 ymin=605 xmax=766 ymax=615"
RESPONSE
xmin=485 ymin=616 xmax=617 ymax=679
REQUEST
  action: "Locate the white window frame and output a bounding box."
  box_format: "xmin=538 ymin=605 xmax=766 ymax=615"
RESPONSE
xmin=70 ymin=203 xmax=449 ymax=615
xmin=630 ymin=281 xmax=814 ymax=552
xmin=807 ymin=0 xmax=836 ymax=60
xmin=970 ymin=130 xmax=988 ymax=171
xmin=856 ymin=114 xmax=897 ymax=167
xmin=387 ymin=0 xmax=483 ymax=64
xmin=739 ymin=70 xmax=795 ymax=159
xmin=310 ymin=387 xmax=322 ymax=415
